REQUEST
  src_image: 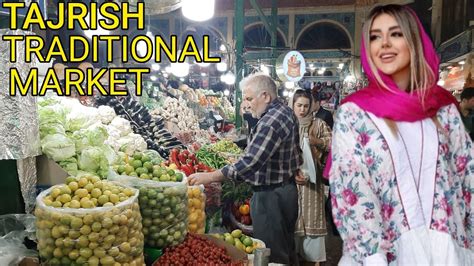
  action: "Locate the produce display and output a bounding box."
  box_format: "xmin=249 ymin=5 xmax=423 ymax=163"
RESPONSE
xmin=96 ymin=96 xmax=184 ymax=159
xmin=111 ymin=174 xmax=189 ymax=249
xmin=196 ymin=146 xmax=229 ymax=170
xmin=167 ymin=149 xmax=212 ymax=176
xmin=151 ymin=97 xmax=200 ymax=132
xmin=208 ymin=139 xmax=242 ymax=155
xmin=35 ymin=175 xmax=144 ymax=265
xmin=113 ymin=151 xmax=183 ymax=182
xmin=187 ymin=186 xmax=206 ymax=234
xmin=212 ymin=230 xmax=263 ymax=255
xmin=38 ymin=97 xmax=135 ymax=178
xmin=154 ymin=234 xmax=244 ymax=265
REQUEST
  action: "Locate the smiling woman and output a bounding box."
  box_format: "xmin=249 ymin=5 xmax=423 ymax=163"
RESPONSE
xmin=327 ymin=4 xmax=473 ymax=266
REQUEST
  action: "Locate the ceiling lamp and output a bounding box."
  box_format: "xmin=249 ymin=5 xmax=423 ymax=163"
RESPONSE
xmin=152 ymin=63 xmax=160 ymax=71
xmin=170 ymin=62 xmax=190 ymax=77
xmin=216 ymin=62 xmax=227 ymax=72
xmin=223 ymin=89 xmax=230 ymax=96
xmin=182 ymin=0 xmax=215 ymax=22
xmin=285 ymin=81 xmax=295 ymax=89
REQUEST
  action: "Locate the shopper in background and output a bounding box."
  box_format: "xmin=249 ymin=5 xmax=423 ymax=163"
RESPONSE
xmin=188 ymin=73 xmax=303 ymax=265
xmin=291 ymin=89 xmax=331 ymax=265
xmin=312 ymin=93 xmax=334 ymax=129
xmin=460 ymin=87 xmax=474 ymax=140
xmin=328 ymin=4 xmax=473 ymax=265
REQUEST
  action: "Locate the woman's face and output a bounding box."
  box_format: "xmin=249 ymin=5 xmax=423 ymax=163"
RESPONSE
xmin=369 ymin=13 xmax=411 ymax=83
xmin=293 ymin=96 xmax=311 ymax=118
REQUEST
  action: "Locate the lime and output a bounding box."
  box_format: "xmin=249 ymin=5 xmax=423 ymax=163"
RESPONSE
xmin=98 ymin=195 xmax=109 ymax=205
xmin=175 ymin=173 xmax=183 ymax=182
xmin=143 ymin=161 xmax=153 ymax=171
xmin=75 ymin=188 xmax=88 ymax=198
xmin=139 ymin=173 xmax=150 ymax=180
xmin=107 ymin=247 xmax=119 ymax=257
xmin=59 ymin=194 xmax=72 ymax=204
xmin=117 ymin=165 xmax=126 ymax=174
xmin=91 ymin=222 xmax=102 ymax=232
xmin=159 ymin=174 xmax=170 ymax=182
xmin=88 ymin=242 xmax=99 ymax=250
xmin=129 ymin=172 xmax=138 ymax=177
xmin=78 ymin=178 xmax=88 ymax=188
xmin=59 ymin=185 xmax=72 ymax=195
xmin=141 ymin=154 xmax=151 ymax=162
xmin=68 ymin=181 xmax=79 ymax=192
xmin=94 ymin=247 xmax=106 ymax=258
xmin=243 ymin=237 xmax=253 ymax=247
xmin=88 ymin=256 xmax=100 ymax=265
xmin=77 ymin=235 xmax=89 ymax=248
xmin=68 ymin=230 xmax=80 ymax=240
xmin=124 ymin=165 xmax=134 ymax=175
xmin=133 ymin=152 xmax=143 ymax=160
xmin=69 ymin=200 xmax=81 ymax=208
xmin=65 ymin=176 xmax=77 ymax=184
xmin=84 ymin=183 xmax=94 ymax=192
xmin=131 ymin=160 xmax=143 ymax=168
xmin=70 ymin=217 xmax=83 ymax=229
xmin=100 ymin=255 xmax=115 ymax=265
xmin=119 ymin=242 xmax=131 ymax=253
xmin=80 ymin=225 xmax=91 ymax=235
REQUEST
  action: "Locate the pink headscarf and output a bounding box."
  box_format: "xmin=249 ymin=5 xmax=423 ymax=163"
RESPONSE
xmin=323 ymin=6 xmax=458 ymax=178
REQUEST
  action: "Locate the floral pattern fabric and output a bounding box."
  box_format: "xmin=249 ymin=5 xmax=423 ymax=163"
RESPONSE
xmin=330 ymin=103 xmax=474 ymax=264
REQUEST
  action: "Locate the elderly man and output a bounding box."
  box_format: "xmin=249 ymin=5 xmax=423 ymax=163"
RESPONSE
xmin=189 ymin=73 xmax=303 ymax=264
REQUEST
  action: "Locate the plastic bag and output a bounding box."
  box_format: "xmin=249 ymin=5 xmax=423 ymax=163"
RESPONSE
xmin=35 ymin=181 xmax=144 ymax=265
xmin=109 ymin=174 xmax=188 ymax=249
xmin=0 ymin=214 xmax=37 ymax=266
xmin=187 ymin=185 xmax=206 ymax=234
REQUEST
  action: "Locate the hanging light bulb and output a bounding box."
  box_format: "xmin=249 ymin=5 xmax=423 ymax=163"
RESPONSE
xmin=317 ymin=69 xmax=324 ymax=75
xmin=150 ymin=75 xmax=157 ymax=81
xmin=285 ymin=81 xmax=295 ymax=89
xmin=163 ymin=73 xmax=169 ymax=78
xmin=338 ymin=63 xmax=344 ymax=69
xmin=170 ymin=62 xmax=190 ymax=77
xmin=282 ymin=90 xmax=289 ymax=97
xmin=459 ymin=61 xmax=465 ymax=65
xmin=180 ymin=78 xmax=185 ymax=82
xmin=137 ymin=40 xmax=149 ymax=57
xmin=201 ymin=72 xmax=207 ymax=77
xmin=220 ymin=44 xmax=226 ymax=52
xmin=216 ymin=62 xmax=227 ymax=72
xmin=182 ymin=0 xmax=215 ymax=22
xmin=152 ymin=64 xmax=160 ymax=71
xmin=222 ymin=71 xmax=235 ymax=85
xmin=224 ymin=89 xmax=230 ymax=96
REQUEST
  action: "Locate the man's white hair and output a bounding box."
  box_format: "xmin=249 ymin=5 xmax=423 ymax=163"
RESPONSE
xmin=239 ymin=72 xmax=278 ymax=99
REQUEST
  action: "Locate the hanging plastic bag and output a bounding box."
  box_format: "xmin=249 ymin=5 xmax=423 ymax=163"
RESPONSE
xmin=0 ymin=214 xmax=37 ymax=265
xmin=109 ymin=172 xmax=188 ymax=249
xmin=300 ymin=132 xmax=317 ymax=183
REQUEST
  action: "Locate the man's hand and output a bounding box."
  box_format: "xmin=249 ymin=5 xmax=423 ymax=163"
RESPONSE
xmin=295 ymin=169 xmax=307 ymax=185
xmin=188 ymin=170 xmax=225 ymax=185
